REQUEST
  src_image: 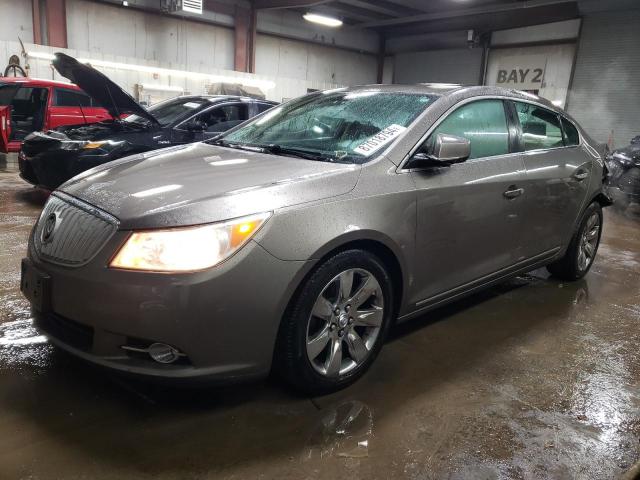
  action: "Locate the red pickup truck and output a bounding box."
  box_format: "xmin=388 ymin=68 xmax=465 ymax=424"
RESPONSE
xmin=0 ymin=77 xmax=111 ymax=153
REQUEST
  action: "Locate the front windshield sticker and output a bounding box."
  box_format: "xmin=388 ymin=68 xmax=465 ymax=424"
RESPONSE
xmin=353 ymin=124 xmax=407 ymax=156
xmin=183 ymin=102 xmax=201 ymax=109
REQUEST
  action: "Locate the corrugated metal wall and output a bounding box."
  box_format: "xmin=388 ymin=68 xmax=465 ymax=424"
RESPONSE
xmin=392 ymin=48 xmax=484 ymax=85
xmin=567 ymin=9 xmax=640 ymax=148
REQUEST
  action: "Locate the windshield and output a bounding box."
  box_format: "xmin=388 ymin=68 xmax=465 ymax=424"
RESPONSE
xmin=215 ymin=89 xmax=435 ymax=163
xmin=124 ymin=97 xmax=208 ymax=127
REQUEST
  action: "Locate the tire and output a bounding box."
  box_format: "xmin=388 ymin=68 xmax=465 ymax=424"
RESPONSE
xmin=275 ymin=249 xmax=394 ymax=395
xmin=547 ymin=202 xmax=603 ymax=281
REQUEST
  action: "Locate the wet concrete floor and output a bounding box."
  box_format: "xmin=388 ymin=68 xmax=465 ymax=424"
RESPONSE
xmin=0 ymin=168 xmax=639 ymax=479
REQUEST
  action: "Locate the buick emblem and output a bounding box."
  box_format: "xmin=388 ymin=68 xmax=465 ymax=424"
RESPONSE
xmin=42 ymin=213 xmax=57 ymax=243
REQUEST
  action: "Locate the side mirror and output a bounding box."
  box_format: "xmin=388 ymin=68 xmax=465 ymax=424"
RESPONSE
xmin=186 ymin=120 xmax=207 ymax=132
xmin=407 ymin=133 xmax=471 ymax=169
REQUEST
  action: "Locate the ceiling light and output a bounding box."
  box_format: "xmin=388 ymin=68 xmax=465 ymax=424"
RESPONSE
xmin=303 ymin=13 xmax=343 ymax=27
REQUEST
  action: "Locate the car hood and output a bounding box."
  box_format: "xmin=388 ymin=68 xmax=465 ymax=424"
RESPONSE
xmin=52 ymin=53 xmax=157 ymax=124
xmin=60 ymin=142 xmax=361 ymax=229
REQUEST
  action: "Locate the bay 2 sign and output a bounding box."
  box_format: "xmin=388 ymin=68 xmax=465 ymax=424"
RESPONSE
xmin=496 ymin=67 xmax=545 ymax=90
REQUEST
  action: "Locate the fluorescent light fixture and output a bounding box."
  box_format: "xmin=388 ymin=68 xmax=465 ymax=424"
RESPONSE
xmin=27 ymin=51 xmax=55 ymax=60
xmin=26 ymin=52 xmax=276 ymax=91
xmin=303 ymin=13 xmax=343 ymax=27
xmin=139 ymin=83 xmax=184 ymax=92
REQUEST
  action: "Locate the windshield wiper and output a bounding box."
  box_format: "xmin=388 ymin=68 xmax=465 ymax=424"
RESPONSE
xmin=211 ymin=140 xmax=333 ymax=161
xmin=258 ymin=144 xmax=334 ymax=162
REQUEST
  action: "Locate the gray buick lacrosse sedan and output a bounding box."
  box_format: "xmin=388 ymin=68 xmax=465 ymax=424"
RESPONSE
xmin=22 ymin=85 xmax=610 ymax=393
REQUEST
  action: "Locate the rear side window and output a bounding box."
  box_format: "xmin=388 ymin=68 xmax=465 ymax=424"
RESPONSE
xmin=427 ymin=99 xmax=510 ymax=160
xmin=562 ymin=118 xmax=580 ymax=146
xmin=514 ymin=101 xmax=564 ymax=151
xmin=54 ymin=88 xmax=92 ymax=107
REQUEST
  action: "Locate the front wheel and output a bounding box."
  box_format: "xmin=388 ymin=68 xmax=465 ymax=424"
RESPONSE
xmin=547 ymin=202 xmax=603 ymax=280
xmin=275 ymin=250 xmax=394 ymax=395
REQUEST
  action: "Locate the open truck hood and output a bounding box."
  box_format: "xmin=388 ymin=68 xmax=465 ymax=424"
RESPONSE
xmin=52 ymin=53 xmax=157 ymax=125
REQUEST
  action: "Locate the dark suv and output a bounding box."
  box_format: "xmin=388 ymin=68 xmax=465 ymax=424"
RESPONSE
xmin=18 ymin=53 xmax=276 ymax=189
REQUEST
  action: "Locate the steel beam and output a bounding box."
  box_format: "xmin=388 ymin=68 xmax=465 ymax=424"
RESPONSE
xmin=356 ymin=0 xmax=577 ymax=28
xmin=253 ymin=0 xmax=332 ymax=10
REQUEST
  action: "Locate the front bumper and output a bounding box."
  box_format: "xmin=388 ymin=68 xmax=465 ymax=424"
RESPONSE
xmin=26 ymin=231 xmax=309 ymax=383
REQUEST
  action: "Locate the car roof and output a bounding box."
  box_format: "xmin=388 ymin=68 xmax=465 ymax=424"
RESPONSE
xmin=340 ymin=83 xmax=566 ymax=115
xmin=175 ymin=94 xmax=276 ymax=104
xmin=0 ymin=76 xmax=82 ymax=89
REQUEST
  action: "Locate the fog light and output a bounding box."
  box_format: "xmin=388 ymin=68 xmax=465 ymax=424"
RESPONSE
xmin=148 ymin=343 xmax=181 ymax=364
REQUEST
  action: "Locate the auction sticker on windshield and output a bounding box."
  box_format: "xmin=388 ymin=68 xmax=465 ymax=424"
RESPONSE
xmin=353 ymin=124 xmax=407 ymax=156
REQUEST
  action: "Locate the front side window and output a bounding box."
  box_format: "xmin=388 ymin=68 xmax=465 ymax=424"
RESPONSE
xmin=195 ymin=103 xmax=248 ymax=132
xmin=424 ymin=99 xmax=510 ymax=160
xmin=54 ymin=88 xmax=92 ymax=107
xmin=124 ymin=97 xmax=208 ymax=127
xmin=218 ymin=90 xmax=435 ymax=163
xmin=561 ymin=117 xmax=580 ymax=146
xmin=515 ymin=101 xmax=564 ymax=151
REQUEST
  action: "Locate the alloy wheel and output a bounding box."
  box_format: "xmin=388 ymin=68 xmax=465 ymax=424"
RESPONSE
xmin=578 ymin=212 xmax=600 ymax=272
xmin=306 ymin=268 xmax=384 ymax=377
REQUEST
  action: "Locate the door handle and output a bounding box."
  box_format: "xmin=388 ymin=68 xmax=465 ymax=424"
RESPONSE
xmin=572 ymin=168 xmax=590 ymax=181
xmin=503 ymin=186 xmax=524 ymax=199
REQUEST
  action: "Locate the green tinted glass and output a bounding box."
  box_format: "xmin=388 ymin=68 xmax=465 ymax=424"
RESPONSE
xmin=562 ymin=117 xmax=579 ymax=146
xmin=428 ymin=100 xmax=509 ymax=160
xmin=515 ymin=101 xmax=564 ymax=151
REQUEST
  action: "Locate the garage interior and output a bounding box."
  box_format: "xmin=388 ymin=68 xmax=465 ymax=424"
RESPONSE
xmin=1 ymin=0 xmax=639 ymax=479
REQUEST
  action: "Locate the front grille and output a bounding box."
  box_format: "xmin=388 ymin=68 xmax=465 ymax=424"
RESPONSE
xmin=32 ymin=192 xmax=118 ymax=266
xmin=36 ymin=313 xmax=94 ymax=351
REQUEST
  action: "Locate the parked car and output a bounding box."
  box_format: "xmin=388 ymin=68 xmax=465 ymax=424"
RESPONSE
xmin=18 ymin=53 xmax=277 ymax=189
xmin=0 ymin=76 xmax=111 ymax=153
xmin=21 ymin=85 xmax=610 ymax=394
xmin=605 ymin=135 xmax=640 ymax=209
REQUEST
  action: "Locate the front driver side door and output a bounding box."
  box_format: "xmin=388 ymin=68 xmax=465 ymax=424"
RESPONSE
xmin=408 ymin=99 xmax=528 ymax=306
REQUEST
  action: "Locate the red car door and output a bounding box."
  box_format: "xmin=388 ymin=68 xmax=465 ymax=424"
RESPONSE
xmin=48 ymin=87 xmax=110 ymax=127
xmin=0 ymin=105 xmax=11 ymax=154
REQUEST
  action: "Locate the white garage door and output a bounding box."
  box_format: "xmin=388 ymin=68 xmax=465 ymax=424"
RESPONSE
xmin=486 ymin=44 xmax=576 ymax=108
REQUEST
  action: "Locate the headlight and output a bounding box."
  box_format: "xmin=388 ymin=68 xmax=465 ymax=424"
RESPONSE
xmin=83 ymin=141 xmax=108 ymax=150
xmin=60 ymin=140 xmax=88 ymax=151
xmin=109 ymin=212 xmax=271 ymax=272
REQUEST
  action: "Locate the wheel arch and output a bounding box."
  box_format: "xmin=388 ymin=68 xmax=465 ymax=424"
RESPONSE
xmin=271 ymin=232 xmax=408 ymax=372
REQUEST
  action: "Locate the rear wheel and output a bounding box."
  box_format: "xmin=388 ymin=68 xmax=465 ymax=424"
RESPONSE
xmin=276 ymin=250 xmax=394 ymax=395
xmin=547 ymin=202 xmax=603 ymax=280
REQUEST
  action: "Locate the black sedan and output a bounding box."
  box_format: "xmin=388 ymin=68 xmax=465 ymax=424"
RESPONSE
xmin=606 ymin=135 xmax=640 ymax=209
xmin=19 ymin=53 xmax=277 ymax=189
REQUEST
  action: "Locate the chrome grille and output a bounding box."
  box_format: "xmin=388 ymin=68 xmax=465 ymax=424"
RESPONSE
xmin=33 ymin=192 xmax=119 ymax=266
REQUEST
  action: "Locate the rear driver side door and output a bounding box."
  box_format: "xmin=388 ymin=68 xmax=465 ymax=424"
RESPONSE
xmin=408 ymin=98 xmax=528 ymax=306
xmin=511 ymin=101 xmax=591 ymax=257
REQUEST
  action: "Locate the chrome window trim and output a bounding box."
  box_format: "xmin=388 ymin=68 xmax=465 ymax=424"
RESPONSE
xmin=51 ymin=191 xmax=119 ymax=226
xmin=397 ymin=95 xmax=583 ymax=173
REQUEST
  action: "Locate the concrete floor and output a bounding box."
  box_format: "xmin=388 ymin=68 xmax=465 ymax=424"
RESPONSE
xmin=0 ymin=167 xmax=639 ymax=480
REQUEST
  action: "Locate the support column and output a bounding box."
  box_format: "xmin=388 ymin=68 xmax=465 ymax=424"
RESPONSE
xmin=31 ymin=0 xmax=42 ymax=45
xmin=376 ymin=36 xmax=386 ymax=84
xmin=234 ymin=6 xmax=256 ymax=73
xmin=45 ymin=0 xmax=68 ymax=48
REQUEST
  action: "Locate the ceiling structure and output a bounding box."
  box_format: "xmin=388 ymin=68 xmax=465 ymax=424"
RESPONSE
xmin=252 ymin=0 xmax=582 ymax=37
